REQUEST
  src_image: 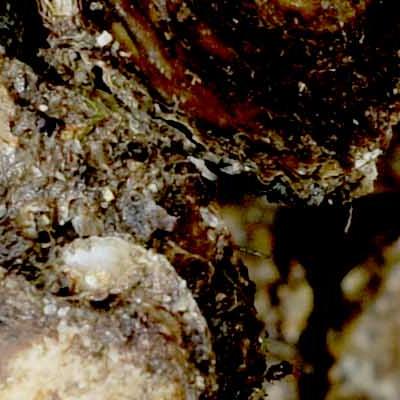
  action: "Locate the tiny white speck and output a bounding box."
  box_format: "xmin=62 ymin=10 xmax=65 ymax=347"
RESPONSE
xmin=85 ymin=275 xmax=98 ymax=288
xmin=14 ymin=75 xmax=25 ymax=93
xmin=195 ymin=376 xmax=205 ymax=390
xmin=298 ymin=81 xmax=307 ymax=93
xmin=96 ymin=31 xmax=113 ymax=47
xmin=44 ymin=303 xmax=57 ymax=315
xmin=148 ymin=183 xmax=158 ymax=193
xmin=102 ymin=187 xmax=115 ymax=202
xmin=57 ymin=307 xmax=70 ymax=318
xmin=90 ymin=1 xmax=103 ymax=11
xmin=162 ymin=295 xmax=172 ymax=303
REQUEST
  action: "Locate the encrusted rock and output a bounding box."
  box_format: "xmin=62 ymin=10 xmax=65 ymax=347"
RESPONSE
xmin=81 ymin=0 xmax=400 ymax=204
xmin=0 ymin=237 xmax=217 ymax=399
xmin=0 ymin=6 xmax=266 ymax=395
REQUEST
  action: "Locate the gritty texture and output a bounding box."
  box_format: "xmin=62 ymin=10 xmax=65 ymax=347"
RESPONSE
xmin=0 ymin=237 xmax=216 ymax=399
xmin=0 ymin=2 xmax=266 ymax=398
xmin=82 ymin=0 xmax=400 ymax=205
xmin=1 ymin=1 xmax=400 ymax=399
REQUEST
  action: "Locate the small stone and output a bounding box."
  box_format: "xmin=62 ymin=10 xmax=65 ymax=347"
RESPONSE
xmin=43 ymin=303 xmax=57 ymax=315
xmin=101 ymin=187 xmax=115 ymax=202
xmin=96 ymin=31 xmax=113 ymax=47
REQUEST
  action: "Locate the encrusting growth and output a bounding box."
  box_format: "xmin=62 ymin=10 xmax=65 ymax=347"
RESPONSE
xmin=0 ymin=0 xmax=399 ymax=399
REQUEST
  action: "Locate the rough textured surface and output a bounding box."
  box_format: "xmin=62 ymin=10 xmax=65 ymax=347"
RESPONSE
xmin=0 ymin=1 xmax=266 ymax=398
xmin=257 ymin=0 xmax=371 ymax=32
xmin=0 ymin=237 xmax=216 ymax=399
xmin=1 ymin=1 xmax=400 ymax=399
xmin=82 ymin=0 xmax=400 ymax=205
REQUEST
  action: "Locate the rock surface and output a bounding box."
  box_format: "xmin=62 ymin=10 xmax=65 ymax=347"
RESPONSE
xmin=82 ymin=0 xmax=400 ymax=204
xmin=0 ymin=237 xmax=216 ymax=399
xmin=1 ymin=1 xmax=400 ymax=399
xmin=0 ymin=2 xmax=266 ymax=397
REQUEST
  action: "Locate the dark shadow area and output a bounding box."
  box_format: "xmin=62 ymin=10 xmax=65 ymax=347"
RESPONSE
xmin=0 ymin=0 xmax=51 ymax=73
xmin=273 ymin=192 xmax=400 ymax=399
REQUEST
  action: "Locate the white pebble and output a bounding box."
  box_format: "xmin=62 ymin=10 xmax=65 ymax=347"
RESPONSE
xmin=96 ymin=31 xmax=113 ymax=47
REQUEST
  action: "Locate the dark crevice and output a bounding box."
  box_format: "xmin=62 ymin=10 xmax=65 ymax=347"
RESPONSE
xmin=0 ymin=0 xmax=49 ymax=70
xmin=273 ymin=192 xmax=400 ymax=399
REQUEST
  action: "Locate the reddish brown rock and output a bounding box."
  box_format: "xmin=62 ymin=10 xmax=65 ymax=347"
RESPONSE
xmin=81 ymin=0 xmax=400 ymax=204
